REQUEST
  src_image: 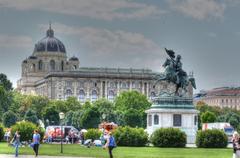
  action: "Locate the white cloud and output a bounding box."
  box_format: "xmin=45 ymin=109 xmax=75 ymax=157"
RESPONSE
xmin=168 ymin=0 xmax=225 ymax=20
xmin=0 ymin=35 xmax=33 ymax=48
xmin=40 ymin=23 xmax=166 ymax=70
xmin=0 ymin=0 xmax=165 ymax=20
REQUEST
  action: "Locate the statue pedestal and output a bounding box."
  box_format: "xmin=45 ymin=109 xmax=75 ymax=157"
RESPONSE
xmin=145 ymin=96 xmax=199 ymax=144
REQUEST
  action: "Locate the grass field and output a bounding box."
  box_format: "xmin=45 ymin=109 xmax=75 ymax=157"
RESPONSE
xmin=0 ymin=143 xmax=233 ymax=158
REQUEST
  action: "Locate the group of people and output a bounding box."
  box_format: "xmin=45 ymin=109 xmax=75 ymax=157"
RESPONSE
xmin=10 ymin=129 xmax=41 ymax=158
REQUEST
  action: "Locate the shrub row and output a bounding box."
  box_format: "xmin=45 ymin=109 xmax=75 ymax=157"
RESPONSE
xmin=150 ymin=128 xmax=186 ymax=147
xmin=0 ymin=121 xmax=228 ymax=148
xmin=196 ymin=129 xmax=228 ymax=148
xmin=84 ymin=128 xmax=102 ymax=140
xmin=11 ymin=121 xmax=45 ymax=142
xmin=114 ymin=126 xmax=148 ymax=147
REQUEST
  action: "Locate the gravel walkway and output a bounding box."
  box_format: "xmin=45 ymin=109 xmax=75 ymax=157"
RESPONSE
xmin=0 ymin=154 xmax=93 ymax=158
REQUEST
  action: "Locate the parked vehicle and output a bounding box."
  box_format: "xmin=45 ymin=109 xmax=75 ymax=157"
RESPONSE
xmin=45 ymin=126 xmax=79 ymax=142
xmin=202 ymin=122 xmax=234 ymax=142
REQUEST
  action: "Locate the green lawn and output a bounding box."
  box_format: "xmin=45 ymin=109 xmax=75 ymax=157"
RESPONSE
xmin=0 ymin=143 xmax=232 ymax=158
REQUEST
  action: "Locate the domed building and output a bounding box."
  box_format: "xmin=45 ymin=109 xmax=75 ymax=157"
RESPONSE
xmin=17 ymin=25 xmax=193 ymax=101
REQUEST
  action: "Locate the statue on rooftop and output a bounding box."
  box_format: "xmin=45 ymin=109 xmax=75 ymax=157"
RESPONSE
xmin=155 ymin=48 xmax=196 ymax=96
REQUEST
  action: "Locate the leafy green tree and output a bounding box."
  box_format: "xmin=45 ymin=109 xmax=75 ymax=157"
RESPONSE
xmin=115 ymin=91 xmax=151 ymax=111
xmin=64 ymin=111 xmax=74 ymax=126
xmin=114 ymin=91 xmax=151 ymax=127
xmin=24 ymin=109 xmax=39 ymax=125
xmin=201 ymin=111 xmax=217 ymax=123
xmin=0 ymin=73 xmax=12 ymax=91
xmin=0 ymin=86 xmax=13 ymax=118
xmin=65 ymin=96 xmax=81 ymax=111
xmin=94 ymin=99 xmax=116 ymax=122
xmin=216 ymin=112 xmax=240 ymax=129
xmin=71 ymin=110 xmax=82 ymax=129
xmin=123 ymin=108 xmax=144 ymax=127
xmin=9 ymin=92 xmax=34 ymax=120
xmin=29 ymin=95 xmax=49 ymax=119
xmin=51 ymin=100 xmax=68 ymax=113
xmin=3 ymin=110 xmax=18 ymax=127
xmin=43 ymin=106 xmax=60 ymax=125
xmin=80 ymin=105 xmax=100 ymax=129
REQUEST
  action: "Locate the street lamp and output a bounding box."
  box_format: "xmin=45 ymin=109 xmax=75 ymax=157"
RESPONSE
xmin=46 ymin=119 xmax=49 ymax=127
xmin=59 ymin=112 xmax=65 ymax=154
xmin=102 ymin=113 xmax=106 ymax=122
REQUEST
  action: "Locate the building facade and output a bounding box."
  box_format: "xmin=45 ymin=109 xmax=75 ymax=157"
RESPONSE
xmin=194 ymin=87 xmax=240 ymax=110
xmin=17 ymin=26 xmax=193 ymax=102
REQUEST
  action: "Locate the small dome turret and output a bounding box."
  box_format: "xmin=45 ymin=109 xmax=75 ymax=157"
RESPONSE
xmin=69 ymin=56 xmax=79 ymax=61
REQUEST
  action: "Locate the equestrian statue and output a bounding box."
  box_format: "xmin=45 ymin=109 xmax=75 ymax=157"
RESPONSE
xmin=155 ymin=48 xmax=196 ymax=96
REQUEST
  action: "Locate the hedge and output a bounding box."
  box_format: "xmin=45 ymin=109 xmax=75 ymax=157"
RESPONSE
xmin=84 ymin=129 xmax=101 ymax=141
xmin=114 ymin=126 xmax=148 ymax=147
xmin=11 ymin=121 xmax=38 ymax=142
xmin=196 ymin=129 xmax=228 ymax=148
xmin=150 ymin=128 xmax=186 ymax=147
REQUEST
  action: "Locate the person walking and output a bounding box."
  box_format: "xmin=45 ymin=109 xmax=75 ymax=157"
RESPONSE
xmin=232 ymin=131 xmax=240 ymax=158
xmin=32 ymin=130 xmax=41 ymax=157
xmin=104 ymin=132 xmax=116 ymax=158
xmin=11 ymin=130 xmax=20 ymax=157
xmin=5 ymin=129 xmax=11 ymax=146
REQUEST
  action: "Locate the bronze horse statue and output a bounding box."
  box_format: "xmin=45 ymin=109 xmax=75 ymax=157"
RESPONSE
xmin=155 ymin=48 xmax=196 ymax=96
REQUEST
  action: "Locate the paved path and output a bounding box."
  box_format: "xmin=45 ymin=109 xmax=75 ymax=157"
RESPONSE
xmin=0 ymin=155 xmax=93 ymax=158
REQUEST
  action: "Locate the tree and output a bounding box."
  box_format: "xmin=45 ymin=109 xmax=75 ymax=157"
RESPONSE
xmin=115 ymin=91 xmax=151 ymax=112
xmin=3 ymin=110 xmax=18 ymax=127
xmin=24 ymin=109 xmax=39 ymax=125
xmin=80 ymin=105 xmax=100 ymax=129
xmin=43 ymin=106 xmax=60 ymax=125
xmin=64 ymin=111 xmax=74 ymax=126
xmin=94 ymin=99 xmax=116 ymax=122
xmin=0 ymin=73 xmax=12 ymax=91
xmin=29 ymin=95 xmax=49 ymax=120
xmin=0 ymin=86 xmax=13 ymax=119
xmin=65 ymin=96 xmax=81 ymax=111
xmin=123 ymin=108 xmax=144 ymax=127
xmin=201 ymin=111 xmax=216 ymax=123
xmin=114 ymin=91 xmax=151 ymax=127
xmin=71 ymin=111 xmax=82 ymax=130
xmin=9 ymin=92 xmax=31 ymax=119
xmin=51 ymin=100 xmax=68 ymax=113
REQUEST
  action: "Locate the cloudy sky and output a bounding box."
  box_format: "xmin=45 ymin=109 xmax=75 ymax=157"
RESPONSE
xmin=0 ymin=0 xmax=240 ymax=92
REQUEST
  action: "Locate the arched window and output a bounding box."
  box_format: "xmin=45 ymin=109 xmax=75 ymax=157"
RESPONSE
xmin=122 ymin=82 xmax=127 ymax=89
xmin=50 ymin=60 xmax=55 ymax=71
xmin=65 ymin=89 xmax=73 ymax=100
xmin=150 ymin=92 xmax=156 ymax=100
xmin=108 ymin=90 xmax=115 ymax=101
xmin=39 ymin=60 xmax=43 ymax=70
xmin=154 ymin=114 xmax=159 ymax=125
xmin=61 ymin=61 xmax=64 ymax=71
xmin=78 ymin=90 xmax=85 ymax=102
xmin=132 ymin=82 xmax=136 ymax=88
xmin=32 ymin=64 xmax=36 ymax=72
xmin=91 ymin=90 xmax=98 ymax=102
xmin=148 ymin=115 xmax=152 ymax=126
